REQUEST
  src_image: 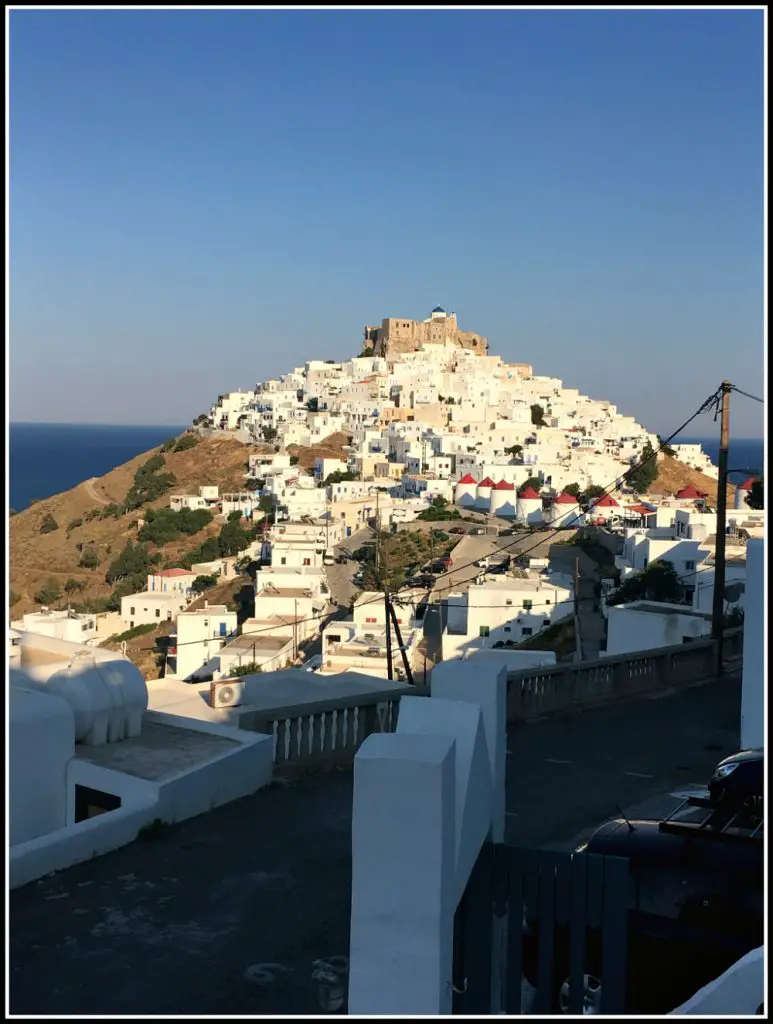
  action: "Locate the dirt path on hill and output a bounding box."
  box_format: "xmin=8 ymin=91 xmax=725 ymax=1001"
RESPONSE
xmin=83 ymin=478 xmax=110 ymax=505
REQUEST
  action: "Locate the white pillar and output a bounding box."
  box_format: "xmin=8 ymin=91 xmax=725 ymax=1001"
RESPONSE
xmin=348 ymin=732 xmax=457 ymax=1016
xmin=430 ymin=659 xmax=507 ymax=842
xmin=740 ymin=537 xmax=764 ymax=750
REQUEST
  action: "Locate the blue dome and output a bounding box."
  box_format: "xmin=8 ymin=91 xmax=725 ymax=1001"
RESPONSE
xmin=432 ymin=305 xmax=446 ymax=313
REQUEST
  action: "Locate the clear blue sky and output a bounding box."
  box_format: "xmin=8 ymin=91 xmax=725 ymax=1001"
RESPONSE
xmin=10 ymin=8 xmax=765 ymax=436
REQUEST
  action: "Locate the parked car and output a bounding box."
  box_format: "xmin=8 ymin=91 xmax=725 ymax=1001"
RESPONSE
xmin=475 ymin=557 xmax=491 ymax=569
xmin=521 ymin=801 xmax=764 ymax=1014
xmin=429 ymin=561 xmax=446 ymax=574
xmin=323 ymin=554 xmax=336 ymax=566
xmin=471 ymin=526 xmax=486 ymax=535
xmin=499 ymin=527 xmax=516 ymax=536
xmin=708 ymin=749 xmax=764 ymax=811
xmin=449 ymin=526 xmax=466 ymax=534
xmin=410 ymin=573 xmax=436 ymax=588
xmin=303 ymin=654 xmax=323 ymax=672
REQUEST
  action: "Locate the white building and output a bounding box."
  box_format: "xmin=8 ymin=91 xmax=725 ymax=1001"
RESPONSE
xmin=121 ymin=591 xmax=188 ymax=629
xmin=13 ymin=609 xmax=98 ymax=646
xmin=441 ymin=573 xmax=574 ymax=660
xmin=147 ymin=568 xmax=198 ymax=595
xmin=167 ymin=604 xmax=238 ymax=681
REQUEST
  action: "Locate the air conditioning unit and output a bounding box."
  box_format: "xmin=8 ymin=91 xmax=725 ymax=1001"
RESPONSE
xmin=210 ymin=679 xmax=244 ymax=708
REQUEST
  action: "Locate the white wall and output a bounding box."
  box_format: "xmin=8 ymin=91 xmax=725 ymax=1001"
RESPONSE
xmin=604 ymin=604 xmax=711 ymax=657
xmin=9 ymin=684 xmax=74 ymax=845
xmin=741 ymin=538 xmax=764 ymax=750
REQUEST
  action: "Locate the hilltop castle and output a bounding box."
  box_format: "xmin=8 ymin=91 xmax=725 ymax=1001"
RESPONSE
xmin=362 ymin=306 xmax=488 ymax=359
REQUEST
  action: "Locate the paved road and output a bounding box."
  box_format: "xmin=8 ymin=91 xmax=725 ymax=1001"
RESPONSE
xmin=9 ymin=676 xmax=741 ymax=1016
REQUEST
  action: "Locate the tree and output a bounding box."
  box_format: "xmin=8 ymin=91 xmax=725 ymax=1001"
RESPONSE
xmin=657 ymin=434 xmax=676 ymax=457
xmin=530 ymin=404 xmax=546 ymax=427
xmin=78 ymin=547 xmax=100 ymax=570
xmin=64 ymin=578 xmax=85 ymax=597
xmin=260 ymin=426 xmax=278 ymax=443
xmin=626 ymin=441 xmax=659 ymax=493
xmin=40 ymin=513 xmax=59 ymax=534
xmin=227 ymin=509 xmax=244 ymax=522
xmin=258 ymin=494 xmax=274 ymax=515
xmin=228 ymin=662 xmax=262 ymax=678
xmin=606 ymin=560 xmax=683 ymax=607
xmin=431 ymin=496 xmax=448 ymax=509
xmin=520 ymin=476 xmax=542 ymax=492
xmin=193 ymin=413 xmax=211 ymax=427
xmin=504 ymin=444 xmax=523 ymax=459
xmin=218 ymin=520 xmax=250 ymax=557
xmin=562 ymin=482 xmax=582 ymax=498
xmin=173 ymin=433 xmax=199 ymax=452
xmin=746 ymin=477 xmax=764 ymax=510
xmin=581 ymin=484 xmax=607 ymax=506
xmin=191 ymin=574 xmax=219 ymax=594
xmin=106 ymin=541 xmax=152 ymax=586
xmin=35 ymin=580 xmax=62 ymax=606
xmin=324 ymin=470 xmax=355 ymax=485
xmin=290 ymin=455 xmax=300 ymax=466
xmin=305 ymin=397 xmax=319 ymax=412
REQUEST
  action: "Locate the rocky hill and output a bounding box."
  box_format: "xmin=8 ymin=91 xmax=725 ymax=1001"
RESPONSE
xmin=9 ymin=435 xmax=255 ymax=616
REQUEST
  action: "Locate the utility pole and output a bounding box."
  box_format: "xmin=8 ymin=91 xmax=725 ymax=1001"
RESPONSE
xmin=384 ymin=592 xmax=394 ymax=680
xmin=294 ymin=597 xmax=298 ymax=662
xmin=375 ymin=491 xmax=381 ymax=580
xmin=711 ymin=381 xmax=732 ymax=676
xmin=573 ymin=556 xmax=583 ymax=663
xmin=389 ymin=599 xmax=415 ymax=685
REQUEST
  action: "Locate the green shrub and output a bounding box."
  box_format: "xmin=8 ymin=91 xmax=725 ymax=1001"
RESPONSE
xmin=138 ymin=507 xmax=213 ymax=545
xmin=191 ymin=574 xmax=219 ymax=594
xmin=160 ymin=438 xmax=177 ymax=452
xmin=40 ymin=513 xmax=59 ymax=534
xmin=110 ymin=622 xmax=158 ymax=642
xmin=124 ymin=454 xmax=177 ymax=510
xmin=172 ymin=433 xmax=199 ymax=453
xmin=106 ymin=541 xmax=152 ymax=585
xmin=67 ymin=517 xmax=83 ymax=532
xmin=78 ymin=547 xmax=100 ymax=569
xmin=35 ymin=580 xmax=61 ymax=606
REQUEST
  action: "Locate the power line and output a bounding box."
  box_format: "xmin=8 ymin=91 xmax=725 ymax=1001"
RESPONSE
xmin=730 ymin=384 xmax=764 ymax=405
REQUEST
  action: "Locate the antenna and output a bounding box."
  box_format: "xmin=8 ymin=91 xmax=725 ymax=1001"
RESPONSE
xmin=615 ymin=805 xmax=635 ymax=833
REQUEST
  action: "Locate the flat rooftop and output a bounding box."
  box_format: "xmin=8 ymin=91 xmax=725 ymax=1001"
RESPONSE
xmin=220 ymin=634 xmax=289 ymax=655
xmin=11 ymin=676 xmax=741 ymax=1015
xmin=73 ymin=720 xmax=239 ymax=781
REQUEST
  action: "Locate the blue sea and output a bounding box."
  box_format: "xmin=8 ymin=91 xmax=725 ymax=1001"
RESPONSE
xmin=9 ymin=423 xmax=187 ymax=513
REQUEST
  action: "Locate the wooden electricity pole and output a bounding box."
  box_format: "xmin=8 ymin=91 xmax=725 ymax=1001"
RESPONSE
xmin=573 ymin=556 xmax=583 ymax=663
xmin=711 ymin=381 xmax=732 ymax=675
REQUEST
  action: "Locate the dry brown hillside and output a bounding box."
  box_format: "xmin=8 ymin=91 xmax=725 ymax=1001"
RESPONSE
xmin=9 ymin=436 xmax=255 ymax=616
xmin=286 ymin=431 xmax=352 ymax=471
xmin=647 ymin=454 xmax=734 ymax=505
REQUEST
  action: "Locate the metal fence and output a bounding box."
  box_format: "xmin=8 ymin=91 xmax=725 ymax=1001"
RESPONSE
xmin=453 ymin=842 xmax=630 ymax=1015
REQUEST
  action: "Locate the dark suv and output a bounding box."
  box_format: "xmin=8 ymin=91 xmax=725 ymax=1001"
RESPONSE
xmin=708 ymin=748 xmax=763 ymax=811
xmin=521 ymin=799 xmax=763 ymax=1013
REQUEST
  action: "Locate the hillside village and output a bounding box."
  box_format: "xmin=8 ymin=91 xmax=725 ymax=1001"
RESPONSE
xmin=10 ymin=306 xmax=762 ymax=689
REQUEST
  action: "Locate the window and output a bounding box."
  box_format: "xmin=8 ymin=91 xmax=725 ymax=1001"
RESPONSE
xmin=545 ymin=598 xmax=551 ymax=604
xmin=130 ymin=607 xmax=135 ymax=615
xmin=130 ymin=621 xmax=134 ymax=629
xmin=522 ymin=627 xmax=533 ymax=636
xmin=685 ymin=561 xmax=696 ymax=571
xmin=505 ymin=599 xmax=513 ymax=606
xmin=303 ymin=558 xmax=311 ymax=566
xmin=479 ymin=626 xmax=490 ymax=638
xmin=365 ymin=617 xmax=377 ymax=623
xmin=281 ymin=557 xmax=287 ymax=565
xmin=504 ymin=626 xmax=511 ymax=633
xmin=156 ymin=609 xmax=161 ymax=618
xmin=543 ymin=619 xmax=551 ymax=626
xmin=523 ymin=600 xmax=533 ymax=610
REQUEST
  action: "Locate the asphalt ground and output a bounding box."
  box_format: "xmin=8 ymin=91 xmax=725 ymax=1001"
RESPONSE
xmin=9 ymin=675 xmax=740 ymax=1016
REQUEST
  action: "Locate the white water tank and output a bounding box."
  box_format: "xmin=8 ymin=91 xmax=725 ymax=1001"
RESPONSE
xmin=25 ymin=651 xmax=147 ymax=745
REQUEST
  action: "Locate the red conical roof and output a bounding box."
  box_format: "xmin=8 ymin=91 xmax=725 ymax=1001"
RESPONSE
xmin=457 ymin=474 xmax=477 ymax=485
xmin=518 ymin=486 xmax=541 ymax=499
xmin=554 ymin=492 xmax=578 ymax=504
xmin=493 ymin=479 xmax=515 ymax=490
xmin=738 ymin=476 xmax=758 ymax=490
xmin=478 ymin=477 xmax=495 ymax=487
xmin=592 ymin=494 xmax=619 ymax=507
xmin=676 ymin=485 xmax=704 ymax=499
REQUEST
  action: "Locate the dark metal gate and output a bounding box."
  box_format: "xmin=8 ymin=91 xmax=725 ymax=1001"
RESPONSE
xmin=453 ymin=842 xmax=630 ymax=1014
